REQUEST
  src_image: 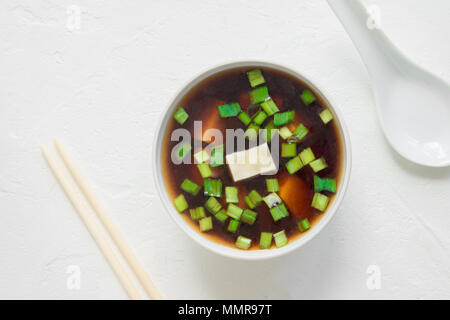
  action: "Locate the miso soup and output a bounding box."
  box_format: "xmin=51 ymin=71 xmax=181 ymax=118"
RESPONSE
xmin=162 ymin=66 xmax=342 ymax=250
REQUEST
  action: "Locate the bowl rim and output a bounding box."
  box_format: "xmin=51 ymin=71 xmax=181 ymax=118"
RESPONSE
xmin=152 ymin=60 xmax=352 ymax=260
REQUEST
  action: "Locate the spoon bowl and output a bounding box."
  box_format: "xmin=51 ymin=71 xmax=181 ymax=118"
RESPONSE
xmin=378 ymin=66 xmax=450 ymax=167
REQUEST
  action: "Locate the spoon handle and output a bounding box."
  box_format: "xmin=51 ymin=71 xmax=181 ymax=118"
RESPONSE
xmin=327 ymin=0 xmax=405 ymax=86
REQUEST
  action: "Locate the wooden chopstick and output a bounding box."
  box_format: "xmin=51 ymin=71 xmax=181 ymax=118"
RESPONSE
xmin=53 ymin=138 xmax=162 ymax=300
xmin=41 ymin=146 xmax=142 ymax=300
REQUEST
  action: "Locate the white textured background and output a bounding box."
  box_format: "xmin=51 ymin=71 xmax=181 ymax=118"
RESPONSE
xmin=1 ymin=0 xmax=450 ymax=299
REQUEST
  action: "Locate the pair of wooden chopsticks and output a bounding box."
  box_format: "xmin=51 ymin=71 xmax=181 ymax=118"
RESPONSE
xmin=41 ymin=139 xmax=162 ymax=300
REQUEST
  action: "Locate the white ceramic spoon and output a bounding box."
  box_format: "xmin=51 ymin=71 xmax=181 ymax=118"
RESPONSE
xmin=327 ymin=0 xmax=450 ymax=167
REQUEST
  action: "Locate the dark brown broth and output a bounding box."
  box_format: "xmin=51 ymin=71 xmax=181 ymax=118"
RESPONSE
xmin=162 ymin=66 xmax=342 ymax=249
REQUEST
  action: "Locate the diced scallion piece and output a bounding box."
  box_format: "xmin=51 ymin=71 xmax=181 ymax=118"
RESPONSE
xmin=214 ymin=209 xmax=228 ymax=223
xmin=218 ymin=102 xmax=241 ymax=118
xmin=263 ymin=120 xmax=277 ymax=143
xmin=205 ymin=196 xmax=222 ymax=214
xmin=226 ymin=203 xmax=243 ymax=220
xmin=181 ymin=178 xmax=201 ymax=196
xmin=225 ymin=186 xmax=239 ymax=203
xmin=263 ymin=192 xmax=282 ymax=208
xmin=273 ymin=110 xmax=295 ymax=127
xmin=193 ymin=149 xmax=210 ymax=164
xmin=203 ymin=179 xmax=222 ymax=197
xmin=285 ymin=156 xmax=304 ymax=174
xmin=247 ymin=69 xmax=265 ymax=87
xmin=312 ymin=192 xmax=329 ymax=211
xmin=319 ymin=109 xmax=333 ymax=124
xmin=301 ymin=88 xmax=316 ymax=105
xmin=241 ymin=209 xmax=258 ymax=225
xmin=244 ymin=123 xmax=260 ymax=140
xmin=210 ymin=144 xmax=224 ymax=167
xmin=227 ymin=219 xmax=240 ymax=233
xmin=199 ymin=216 xmax=213 ymax=232
xmin=249 ymin=86 xmax=269 ymax=104
xmin=176 ymin=142 xmax=192 ymax=161
xmin=259 ymin=232 xmax=272 ymax=249
xmin=238 ymin=112 xmax=252 ymax=126
xmin=310 ymin=157 xmax=328 ymax=173
xmin=298 ymin=218 xmax=311 ymax=232
xmin=252 ymin=110 xmax=268 ymax=126
xmin=293 ymin=123 xmax=308 ymax=141
xmin=189 ymin=207 xmax=206 ymax=220
xmin=281 ymin=143 xmax=297 ymax=158
xmin=173 ymin=194 xmax=188 ymax=213
xmin=314 ymin=175 xmax=336 ymax=193
xmin=244 ymin=190 xmax=263 ymax=209
xmin=270 ymin=203 xmax=289 ymax=222
xmin=299 ymin=147 xmax=315 ymax=165
xmin=197 ymin=163 xmax=212 ymax=178
xmin=260 ymin=99 xmax=279 ymax=116
xmin=274 ymin=230 xmax=288 ymax=248
xmin=173 ymin=107 xmax=189 ymax=125
xmin=279 ymin=126 xmax=293 ymax=140
xmin=266 ymin=178 xmax=280 ymax=192
xmin=235 ymin=236 xmax=252 ymax=250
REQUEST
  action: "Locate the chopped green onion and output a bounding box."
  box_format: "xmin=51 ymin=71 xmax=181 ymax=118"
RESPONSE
xmin=266 ymin=178 xmax=280 ymax=192
xmin=249 ymin=86 xmax=269 ymax=104
xmin=270 ymin=203 xmax=289 ymax=222
xmin=227 ymin=219 xmax=240 ymax=233
xmin=189 ymin=207 xmax=206 ymax=220
xmin=225 ymin=186 xmax=239 ymax=203
xmin=226 ymin=203 xmax=243 ymax=220
xmin=214 ymin=209 xmax=228 ymax=223
xmin=247 ymin=69 xmax=265 ymax=87
xmin=278 ymin=126 xmax=293 ymax=140
xmin=235 ymin=236 xmax=252 ymax=250
xmin=263 ymin=120 xmax=277 ymax=143
xmin=273 ymin=110 xmax=295 ymax=127
xmin=274 ymin=230 xmax=288 ymax=248
xmin=285 ymin=156 xmax=304 ymax=174
xmin=210 ymin=144 xmax=224 ymax=167
xmin=281 ymin=143 xmax=297 ymax=158
xmin=176 ymin=142 xmax=192 ymax=161
xmin=259 ymin=232 xmax=272 ymax=249
xmin=193 ymin=149 xmax=210 ymax=164
xmin=238 ymin=112 xmax=252 ymax=126
xmin=218 ymin=102 xmax=241 ymax=118
xmin=298 ymin=218 xmax=311 ymax=232
xmin=241 ymin=209 xmax=258 ymax=225
xmin=263 ymin=192 xmax=282 ymax=208
xmin=260 ymin=99 xmax=279 ymax=116
xmin=173 ymin=107 xmax=189 ymax=125
xmin=310 ymin=157 xmax=328 ymax=173
xmin=319 ymin=109 xmax=333 ymax=124
xmin=205 ymin=196 xmax=222 ymax=214
xmin=173 ymin=194 xmax=188 ymax=213
xmin=244 ymin=197 xmax=254 ymax=209
xmin=197 ymin=163 xmax=212 ymax=178
xmin=312 ymin=192 xmax=329 ymax=211
xmin=244 ymin=190 xmax=263 ymax=209
xmin=301 ymin=88 xmax=316 ymax=105
xmin=244 ymin=123 xmax=260 ymax=140
xmin=203 ymin=178 xmax=222 ymax=197
xmin=299 ymin=147 xmax=315 ymax=165
xmin=314 ymin=175 xmax=336 ymax=193
xmin=199 ymin=216 xmax=213 ymax=232
xmin=293 ymin=123 xmax=309 ymax=141
xmin=252 ymin=110 xmax=268 ymax=126
xmin=181 ymin=178 xmax=201 ymax=196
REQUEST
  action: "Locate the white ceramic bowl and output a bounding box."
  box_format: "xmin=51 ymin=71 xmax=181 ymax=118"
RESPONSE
xmin=153 ymin=61 xmax=351 ymax=260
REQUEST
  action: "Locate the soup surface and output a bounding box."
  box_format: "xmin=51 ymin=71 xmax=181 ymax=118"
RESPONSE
xmin=162 ymin=66 xmax=342 ymax=250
